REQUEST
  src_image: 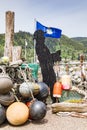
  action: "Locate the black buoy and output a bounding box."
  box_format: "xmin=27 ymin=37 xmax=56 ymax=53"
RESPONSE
xmin=29 ymin=100 xmax=47 ymax=120
xmin=35 ymin=82 xmax=49 ymax=101
xmin=0 ymin=104 xmax=6 ymax=125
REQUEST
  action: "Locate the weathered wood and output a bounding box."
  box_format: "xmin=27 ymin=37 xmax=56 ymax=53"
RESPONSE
xmin=12 ymin=46 xmax=22 ymax=62
xmin=4 ymin=11 xmax=14 ymax=61
xmin=52 ymin=102 xmax=87 ymax=113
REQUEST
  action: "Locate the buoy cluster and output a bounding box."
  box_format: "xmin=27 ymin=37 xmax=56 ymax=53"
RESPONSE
xmin=0 ymin=71 xmax=49 ymax=126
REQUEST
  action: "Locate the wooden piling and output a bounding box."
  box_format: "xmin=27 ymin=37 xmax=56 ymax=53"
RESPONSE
xmin=4 ymin=11 xmax=14 ymax=61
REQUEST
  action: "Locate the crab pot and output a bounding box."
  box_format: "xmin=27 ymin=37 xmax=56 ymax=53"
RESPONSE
xmin=29 ymin=100 xmax=47 ymax=120
xmin=0 ymin=104 xmax=6 ymax=125
xmin=53 ymin=82 xmax=62 ymax=98
xmin=35 ymin=82 xmax=49 ymax=101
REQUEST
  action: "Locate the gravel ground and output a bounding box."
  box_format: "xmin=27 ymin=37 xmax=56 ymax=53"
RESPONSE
xmin=1 ymin=103 xmax=87 ymax=130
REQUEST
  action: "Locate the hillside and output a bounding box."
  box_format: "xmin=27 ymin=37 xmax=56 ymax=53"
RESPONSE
xmin=71 ymin=37 xmax=87 ymax=49
xmin=0 ymin=31 xmax=87 ymax=62
xmin=45 ymin=35 xmax=86 ymax=60
xmin=71 ymin=37 xmax=87 ymax=42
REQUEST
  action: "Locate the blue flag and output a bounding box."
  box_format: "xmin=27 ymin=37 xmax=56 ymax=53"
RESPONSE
xmin=36 ymin=21 xmax=62 ymax=38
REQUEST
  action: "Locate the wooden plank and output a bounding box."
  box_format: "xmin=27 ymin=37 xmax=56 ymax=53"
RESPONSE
xmin=52 ymin=102 xmax=87 ymax=113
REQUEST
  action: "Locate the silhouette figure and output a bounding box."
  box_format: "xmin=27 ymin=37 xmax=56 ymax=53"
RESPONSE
xmin=33 ymin=30 xmax=61 ymax=103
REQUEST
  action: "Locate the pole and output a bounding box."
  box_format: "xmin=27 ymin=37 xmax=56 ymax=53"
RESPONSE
xmin=25 ymin=39 xmax=27 ymax=60
xmin=33 ymin=18 xmax=36 ymax=63
xmin=34 ymin=39 xmax=36 ymax=63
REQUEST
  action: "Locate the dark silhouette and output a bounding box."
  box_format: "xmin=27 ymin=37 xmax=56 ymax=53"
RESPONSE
xmin=33 ymin=30 xmax=61 ymax=103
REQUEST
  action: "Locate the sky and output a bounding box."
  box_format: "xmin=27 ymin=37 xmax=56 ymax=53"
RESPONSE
xmin=0 ymin=0 xmax=87 ymax=38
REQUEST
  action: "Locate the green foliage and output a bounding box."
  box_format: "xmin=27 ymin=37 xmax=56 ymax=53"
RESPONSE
xmin=0 ymin=31 xmax=87 ymax=61
xmin=45 ymin=35 xmax=85 ymax=60
xmin=0 ymin=34 xmax=5 ymax=57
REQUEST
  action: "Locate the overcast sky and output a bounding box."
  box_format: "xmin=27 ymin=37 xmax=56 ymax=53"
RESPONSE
xmin=0 ymin=0 xmax=87 ymax=38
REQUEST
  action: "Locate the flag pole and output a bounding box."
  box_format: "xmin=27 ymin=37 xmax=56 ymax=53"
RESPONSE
xmin=34 ymin=39 xmax=36 ymax=63
xmin=34 ymin=18 xmax=36 ymax=63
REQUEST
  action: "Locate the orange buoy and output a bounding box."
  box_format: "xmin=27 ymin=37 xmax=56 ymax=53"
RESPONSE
xmin=26 ymin=100 xmax=34 ymax=119
xmin=53 ymin=82 xmax=62 ymax=98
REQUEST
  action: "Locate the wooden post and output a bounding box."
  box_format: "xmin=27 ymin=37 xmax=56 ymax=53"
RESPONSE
xmin=80 ymin=54 xmax=86 ymax=81
xmin=4 ymin=11 xmax=14 ymax=61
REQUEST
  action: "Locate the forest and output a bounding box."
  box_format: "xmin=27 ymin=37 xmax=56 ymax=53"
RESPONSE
xmin=0 ymin=31 xmax=87 ymax=62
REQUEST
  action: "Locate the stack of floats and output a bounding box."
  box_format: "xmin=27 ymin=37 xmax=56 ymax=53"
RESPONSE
xmin=0 ymin=66 xmax=49 ymax=125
